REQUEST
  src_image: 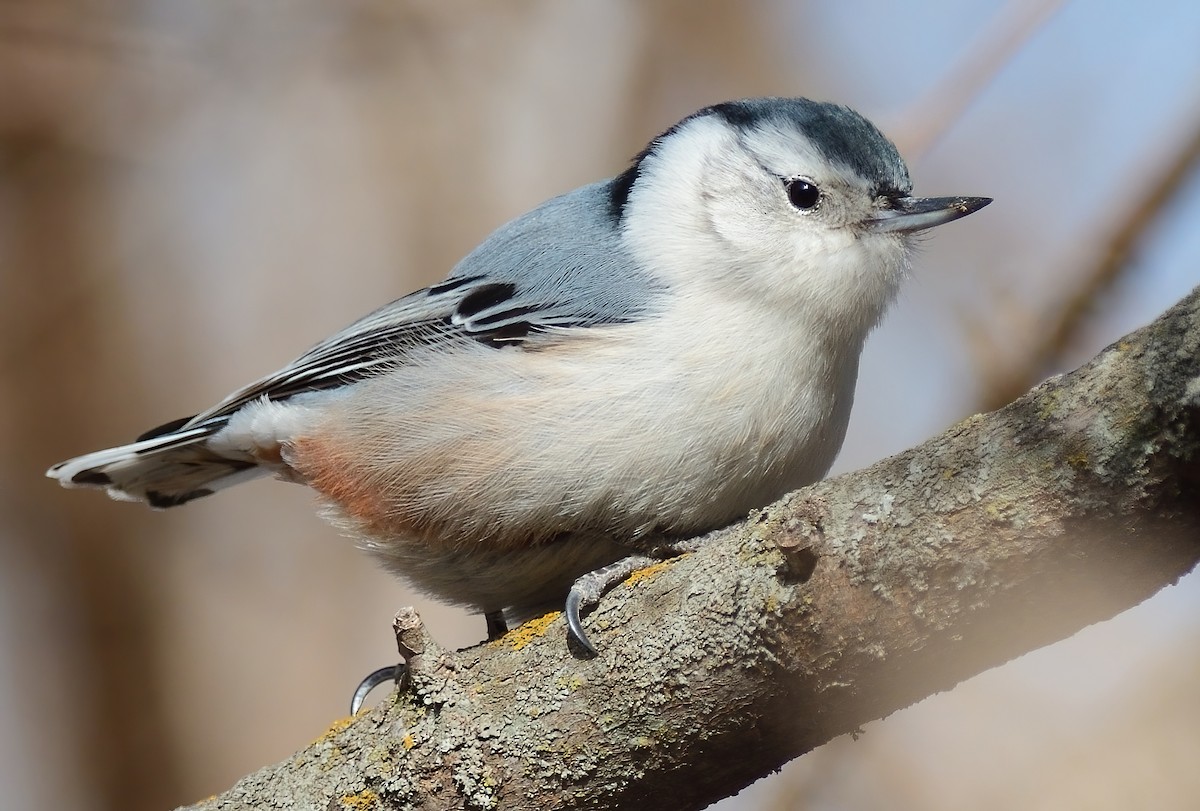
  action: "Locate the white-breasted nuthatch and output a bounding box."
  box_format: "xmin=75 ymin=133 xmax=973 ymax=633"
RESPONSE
xmin=47 ymin=97 xmax=990 ymax=654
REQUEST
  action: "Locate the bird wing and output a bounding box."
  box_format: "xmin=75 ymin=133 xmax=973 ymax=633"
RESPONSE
xmin=155 ymin=180 xmax=663 ymax=435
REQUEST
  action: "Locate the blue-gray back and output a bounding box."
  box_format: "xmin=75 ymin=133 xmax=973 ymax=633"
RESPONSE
xmin=444 ymin=180 xmax=663 ymax=337
xmin=172 ymin=180 xmax=665 ymax=430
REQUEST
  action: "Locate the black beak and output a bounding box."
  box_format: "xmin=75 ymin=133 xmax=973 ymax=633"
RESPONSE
xmin=865 ymin=196 xmax=992 ymax=234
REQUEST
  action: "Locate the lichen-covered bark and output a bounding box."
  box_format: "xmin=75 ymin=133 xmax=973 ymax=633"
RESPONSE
xmin=184 ymin=287 xmax=1200 ymax=811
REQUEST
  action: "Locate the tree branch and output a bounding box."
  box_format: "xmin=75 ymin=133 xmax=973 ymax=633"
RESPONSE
xmin=186 ymin=286 xmax=1200 ymax=811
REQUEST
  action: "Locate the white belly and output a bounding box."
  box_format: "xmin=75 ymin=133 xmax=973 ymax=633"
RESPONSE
xmin=289 ymin=298 xmax=862 ymax=613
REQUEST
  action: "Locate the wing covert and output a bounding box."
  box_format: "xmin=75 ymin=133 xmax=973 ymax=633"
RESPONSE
xmin=179 ymin=178 xmax=664 ymax=429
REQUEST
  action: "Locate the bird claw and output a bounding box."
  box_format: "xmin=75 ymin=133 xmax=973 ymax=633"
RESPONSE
xmin=565 ymin=587 xmax=597 ymax=655
xmin=565 ymin=554 xmax=658 ymax=655
xmin=350 ymin=663 xmax=405 ymax=715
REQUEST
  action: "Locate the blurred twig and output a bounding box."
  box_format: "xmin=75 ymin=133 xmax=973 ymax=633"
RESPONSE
xmin=0 ymin=6 xmax=186 ymax=810
xmin=893 ymin=0 xmax=1069 ymax=158
xmin=977 ymin=111 xmax=1200 ymax=411
xmin=2 ymin=134 xmax=183 ymax=811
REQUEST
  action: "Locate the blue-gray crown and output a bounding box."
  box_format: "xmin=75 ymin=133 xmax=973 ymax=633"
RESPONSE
xmin=610 ymin=97 xmax=911 ymax=219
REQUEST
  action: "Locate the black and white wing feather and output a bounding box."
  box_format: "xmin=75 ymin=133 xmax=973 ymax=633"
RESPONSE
xmin=46 ymin=179 xmax=665 ymax=507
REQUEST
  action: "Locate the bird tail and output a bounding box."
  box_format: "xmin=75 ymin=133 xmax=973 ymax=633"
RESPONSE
xmin=46 ymin=416 xmax=268 ymax=508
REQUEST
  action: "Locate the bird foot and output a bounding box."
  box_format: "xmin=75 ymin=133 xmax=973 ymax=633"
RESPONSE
xmin=566 ymin=539 xmax=699 ymax=654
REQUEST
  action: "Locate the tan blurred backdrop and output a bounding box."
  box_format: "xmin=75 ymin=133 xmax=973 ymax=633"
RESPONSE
xmin=3 ymin=2 xmax=1199 ymax=810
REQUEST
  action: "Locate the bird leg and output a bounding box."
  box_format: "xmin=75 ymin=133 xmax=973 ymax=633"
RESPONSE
xmin=484 ymin=609 xmax=509 ymax=641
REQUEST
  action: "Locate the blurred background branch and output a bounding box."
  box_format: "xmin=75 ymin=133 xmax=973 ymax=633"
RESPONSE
xmin=973 ymin=110 xmax=1200 ymax=410
xmin=891 ymin=0 xmax=1069 ymax=158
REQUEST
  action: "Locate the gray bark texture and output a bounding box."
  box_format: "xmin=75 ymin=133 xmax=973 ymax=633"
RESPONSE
xmin=184 ymin=286 xmax=1200 ymax=811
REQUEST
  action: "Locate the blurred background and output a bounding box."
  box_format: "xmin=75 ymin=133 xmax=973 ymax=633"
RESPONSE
xmin=2 ymin=1 xmax=1199 ymax=809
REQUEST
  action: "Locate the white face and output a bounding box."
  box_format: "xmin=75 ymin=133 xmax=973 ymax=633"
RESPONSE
xmin=621 ymin=114 xmax=914 ymax=337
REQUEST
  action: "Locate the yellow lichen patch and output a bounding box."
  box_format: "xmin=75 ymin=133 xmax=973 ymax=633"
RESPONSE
xmin=500 ymin=611 xmax=561 ymax=650
xmin=983 ymin=498 xmax=1023 ymax=526
xmin=1066 ymin=451 xmax=1089 ymax=468
xmin=626 ymin=558 xmax=677 ymax=587
xmin=402 ymin=733 xmax=415 ymax=750
xmin=311 ymin=716 xmax=355 ymax=747
xmin=320 ymin=747 xmax=344 ymax=770
xmin=555 ymin=673 xmax=585 ymax=692
xmin=337 ymin=789 xmax=380 ymax=810
xmin=1037 ymin=389 xmax=1063 ymax=420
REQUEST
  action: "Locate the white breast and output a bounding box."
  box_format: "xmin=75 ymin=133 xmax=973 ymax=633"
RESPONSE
xmin=278 ymin=284 xmax=864 ymax=611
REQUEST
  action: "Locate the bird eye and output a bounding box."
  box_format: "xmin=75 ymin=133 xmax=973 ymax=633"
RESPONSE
xmin=784 ymin=178 xmax=820 ymax=211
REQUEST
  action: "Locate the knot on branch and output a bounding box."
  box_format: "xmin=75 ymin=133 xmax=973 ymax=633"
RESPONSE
xmin=772 ymin=496 xmax=828 ymax=584
xmin=393 ymin=607 xmax=447 ymax=676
